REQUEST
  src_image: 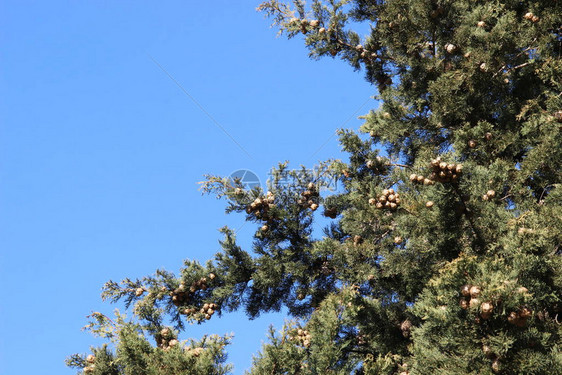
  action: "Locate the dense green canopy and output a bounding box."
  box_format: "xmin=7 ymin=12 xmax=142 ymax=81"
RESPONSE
xmin=68 ymin=1 xmax=561 ymax=374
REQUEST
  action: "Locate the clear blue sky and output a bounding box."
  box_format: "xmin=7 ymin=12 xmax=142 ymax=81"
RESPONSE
xmin=0 ymin=1 xmax=376 ymax=373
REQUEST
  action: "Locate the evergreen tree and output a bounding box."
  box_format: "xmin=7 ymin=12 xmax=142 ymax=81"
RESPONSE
xmin=68 ymin=1 xmax=562 ymax=374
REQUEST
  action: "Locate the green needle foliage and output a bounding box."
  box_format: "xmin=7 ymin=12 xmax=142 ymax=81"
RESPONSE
xmin=68 ymin=1 xmax=561 ymax=374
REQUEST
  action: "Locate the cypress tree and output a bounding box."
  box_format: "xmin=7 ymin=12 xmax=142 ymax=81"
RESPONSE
xmin=68 ymin=1 xmax=561 ymax=374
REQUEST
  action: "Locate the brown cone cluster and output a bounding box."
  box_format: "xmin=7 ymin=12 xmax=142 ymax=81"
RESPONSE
xmin=357 ymin=332 xmax=367 ymax=345
xmin=409 ymin=158 xmax=463 ymax=185
xmin=398 ymin=363 xmax=411 ymax=375
xmin=360 ymin=50 xmax=378 ymax=64
xmin=480 ymin=301 xmax=494 ymax=319
xmin=83 ymin=355 xmax=96 ymax=373
xmin=169 ymin=284 xmax=190 ymax=306
xmin=409 ymin=173 xmax=435 ymax=186
xmin=290 ymin=328 xmax=312 ymax=348
xmin=508 ymin=307 xmax=532 ymax=327
xmin=482 ymin=189 xmax=496 ymax=201
xmin=365 ymin=156 xmax=388 ymax=174
xmin=320 ymin=261 xmax=333 ymax=275
xmin=301 ymin=16 xmax=377 ymax=65
xmin=482 ymin=343 xmax=493 ymax=358
xmin=169 ymin=274 xmax=215 ymax=307
xmin=157 ymin=327 xmax=177 ymax=350
xmin=371 ymin=188 xmax=401 ymax=210
xmin=246 ymin=191 xmax=276 ymax=219
xmin=491 ymin=359 xmax=501 ymax=373
xmin=429 ymin=157 xmax=463 ymax=183
xmin=445 ymin=43 xmax=457 ymax=54
xmin=459 ymin=284 xmax=494 ymax=319
xmin=400 ymin=319 xmax=412 ymax=337
xmin=298 ymin=183 xmax=319 ymax=211
xmin=523 ymin=12 xmax=540 ymax=23
xmin=170 ymin=283 xmax=192 ymax=306
xmin=290 ymin=18 xmax=321 ymax=34
xmin=200 ymin=302 xmax=218 ymax=320
xmin=352 ymin=235 xmax=364 ymax=246
xmin=460 ymin=284 xmax=533 ymax=325
xmin=186 ymin=347 xmax=204 ymax=357
xmin=181 ymin=301 xmax=219 ymax=321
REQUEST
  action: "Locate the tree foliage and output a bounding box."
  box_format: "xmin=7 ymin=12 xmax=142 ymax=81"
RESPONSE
xmin=68 ymin=1 xmax=561 ymax=374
